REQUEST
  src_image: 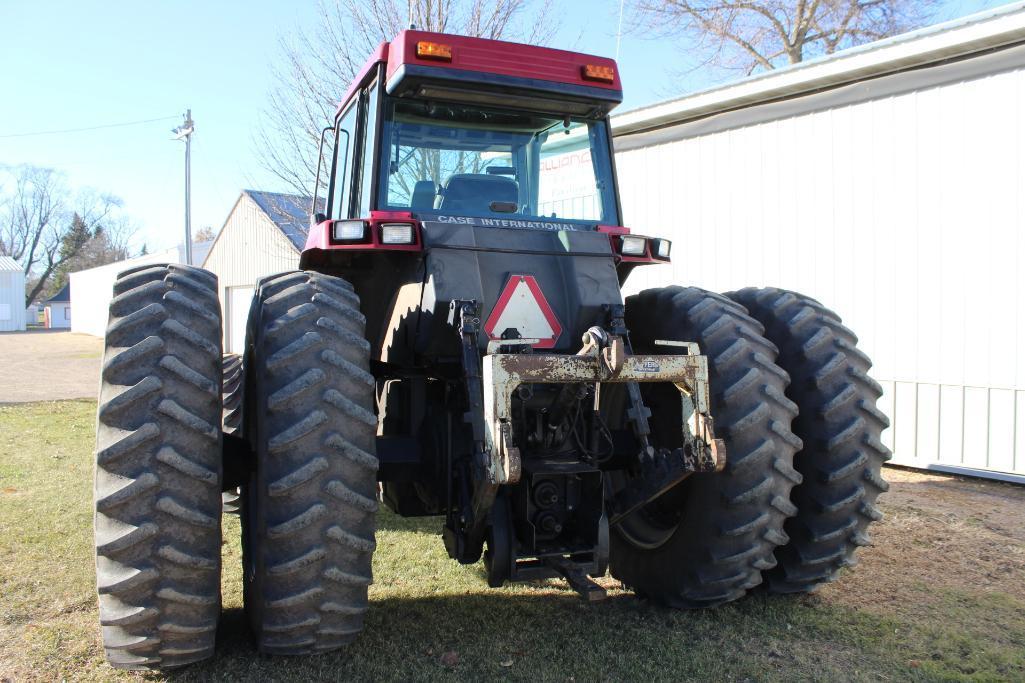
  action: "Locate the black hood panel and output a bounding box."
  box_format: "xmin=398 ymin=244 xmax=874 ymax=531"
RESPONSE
xmin=414 ymin=223 xmax=622 ymax=356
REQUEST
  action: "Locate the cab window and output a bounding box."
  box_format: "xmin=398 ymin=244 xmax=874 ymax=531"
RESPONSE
xmin=376 ymin=98 xmax=618 ymax=225
xmin=358 ymin=82 xmax=380 ymax=216
xmin=331 ymin=103 xmax=358 ymax=218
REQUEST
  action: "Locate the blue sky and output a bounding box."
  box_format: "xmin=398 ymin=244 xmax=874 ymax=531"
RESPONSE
xmin=0 ymin=0 xmax=1010 ymax=253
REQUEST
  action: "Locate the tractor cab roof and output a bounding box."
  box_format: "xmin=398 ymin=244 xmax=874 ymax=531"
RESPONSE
xmin=337 ymin=30 xmax=622 ymax=119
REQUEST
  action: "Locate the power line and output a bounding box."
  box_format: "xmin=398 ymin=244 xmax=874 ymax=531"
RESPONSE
xmin=0 ymin=115 xmax=180 ymax=139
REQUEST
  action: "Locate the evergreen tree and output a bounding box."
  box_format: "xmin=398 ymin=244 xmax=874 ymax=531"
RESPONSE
xmin=48 ymin=215 xmax=131 ymax=296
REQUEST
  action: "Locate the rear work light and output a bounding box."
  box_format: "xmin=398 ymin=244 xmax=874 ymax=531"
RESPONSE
xmin=651 ymin=238 xmax=672 ymax=259
xmin=333 ymin=220 xmax=366 ymax=242
xmin=380 ymin=223 xmax=416 ymax=244
xmin=620 ymin=236 xmax=647 ymax=256
xmin=416 ymin=41 xmax=452 ymax=61
xmin=582 ymin=64 xmax=616 ymax=83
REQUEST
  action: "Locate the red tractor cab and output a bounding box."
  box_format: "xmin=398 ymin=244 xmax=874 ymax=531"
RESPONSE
xmin=302 ymin=31 xmax=663 ymax=268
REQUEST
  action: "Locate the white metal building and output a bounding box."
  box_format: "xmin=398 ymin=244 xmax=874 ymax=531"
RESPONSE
xmin=201 ymin=190 xmax=307 ymax=354
xmin=0 ymin=255 xmax=27 ymax=332
xmin=611 ymin=4 xmax=1025 ymax=482
xmin=70 ymin=242 xmax=212 ymax=338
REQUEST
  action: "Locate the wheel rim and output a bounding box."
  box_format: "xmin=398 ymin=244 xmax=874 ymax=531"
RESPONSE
xmin=607 ymin=380 xmax=687 ymax=551
xmin=608 ymin=471 xmax=683 ymax=550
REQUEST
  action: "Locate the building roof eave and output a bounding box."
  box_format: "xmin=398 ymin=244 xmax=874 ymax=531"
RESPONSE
xmin=612 ymin=2 xmax=1025 ymax=137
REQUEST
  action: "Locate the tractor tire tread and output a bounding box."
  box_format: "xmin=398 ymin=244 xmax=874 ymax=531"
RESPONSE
xmin=94 ymin=264 xmax=222 ymax=670
xmin=244 ymin=270 xmax=377 ymax=655
xmin=726 ymin=287 xmax=890 ymax=593
xmin=611 ymin=286 xmax=801 ymax=608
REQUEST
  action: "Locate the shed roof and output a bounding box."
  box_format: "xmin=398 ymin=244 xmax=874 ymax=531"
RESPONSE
xmin=0 ymin=255 xmax=21 ymax=272
xmin=47 ymin=283 xmax=70 ymax=303
xmin=245 ymin=190 xmax=322 ymax=251
xmin=613 ymin=2 xmax=1025 ymax=139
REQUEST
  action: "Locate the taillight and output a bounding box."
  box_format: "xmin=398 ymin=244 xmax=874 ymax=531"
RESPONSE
xmin=582 ymin=64 xmax=616 ymax=83
xmin=416 ymin=41 xmax=453 ymax=61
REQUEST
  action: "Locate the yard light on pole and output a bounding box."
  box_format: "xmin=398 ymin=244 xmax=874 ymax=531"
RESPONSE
xmin=172 ymin=109 xmax=195 ymax=265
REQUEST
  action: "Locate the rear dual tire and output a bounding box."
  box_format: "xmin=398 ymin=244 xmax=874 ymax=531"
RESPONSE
xmin=726 ymin=287 xmax=890 ymax=592
xmin=242 ymin=270 xmax=379 ymax=655
xmin=611 ymin=285 xmax=888 ymax=606
xmin=94 ymin=266 xmax=379 ymax=668
xmin=611 ymin=286 xmax=803 ymax=607
xmin=94 ymin=264 xmax=223 ymax=669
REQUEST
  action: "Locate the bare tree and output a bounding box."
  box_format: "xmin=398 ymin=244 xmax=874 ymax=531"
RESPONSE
xmin=1 ymin=166 xmax=64 ymax=275
xmin=0 ymin=165 xmax=130 ymax=305
xmin=630 ymin=0 xmax=938 ymax=75
xmin=257 ymin=0 xmax=557 ymax=201
xmin=193 ymin=225 xmax=218 ymax=242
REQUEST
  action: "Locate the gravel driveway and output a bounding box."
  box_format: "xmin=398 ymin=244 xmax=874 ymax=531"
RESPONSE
xmin=0 ymin=331 xmax=103 ymax=403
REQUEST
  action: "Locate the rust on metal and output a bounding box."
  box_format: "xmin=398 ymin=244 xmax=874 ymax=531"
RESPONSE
xmin=481 ymin=339 xmax=726 ymax=485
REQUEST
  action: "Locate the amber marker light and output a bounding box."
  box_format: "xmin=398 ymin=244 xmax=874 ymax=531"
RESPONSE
xmin=416 ymin=41 xmax=453 ymax=61
xmin=582 ymin=64 xmax=616 ymax=83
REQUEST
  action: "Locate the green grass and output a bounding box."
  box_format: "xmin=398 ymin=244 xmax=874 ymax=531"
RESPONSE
xmin=1 ymin=401 xmax=1024 ymax=681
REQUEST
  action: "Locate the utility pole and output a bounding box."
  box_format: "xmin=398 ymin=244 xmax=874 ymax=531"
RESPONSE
xmin=172 ymin=110 xmax=195 ymax=265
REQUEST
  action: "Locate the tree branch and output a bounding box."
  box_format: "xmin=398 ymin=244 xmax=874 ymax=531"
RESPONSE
xmin=631 ymin=0 xmax=938 ymax=75
xmin=255 ymin=0 xmax=558 ymax=203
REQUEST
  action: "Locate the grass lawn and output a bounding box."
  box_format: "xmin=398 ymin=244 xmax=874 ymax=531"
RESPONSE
xmin=1 ymin=400 xmax=1024 ymax=681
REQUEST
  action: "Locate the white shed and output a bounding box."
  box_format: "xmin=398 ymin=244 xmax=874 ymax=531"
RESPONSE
xmin=0 ymin=255 xmax=27 ymax=332
xmin=44 ymin=283 xmax=72 ymax=329
xmin=611 ymin=4 xmax=1025 ymax=483
xmin=201 ymin=190 xmax=309 ymax=354
xmin=69 ymin=242 xmax=213 ymax=338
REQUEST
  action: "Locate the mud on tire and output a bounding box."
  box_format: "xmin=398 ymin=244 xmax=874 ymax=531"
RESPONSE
xmin=94 ymin=263 xmax=223 ymax=669
xmin=727 ymin=287 xmax=890 ymax=592
xmin=610 ymin=286 xmax=803 ymax=607
xmin=242 ymin=270 xmax=379 ymax=655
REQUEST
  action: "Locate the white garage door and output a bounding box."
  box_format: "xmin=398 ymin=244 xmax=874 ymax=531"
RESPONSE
xmin=226 ymin=286 xmax=255 ymax=355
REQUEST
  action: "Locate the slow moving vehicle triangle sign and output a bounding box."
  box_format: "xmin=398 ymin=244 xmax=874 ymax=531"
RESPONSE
xmin=484 ymin=274 xmax=563 ymax=348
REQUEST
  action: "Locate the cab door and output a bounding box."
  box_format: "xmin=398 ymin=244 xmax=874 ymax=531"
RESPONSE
xmin=330 ymin=76 xmax=382 ymax=220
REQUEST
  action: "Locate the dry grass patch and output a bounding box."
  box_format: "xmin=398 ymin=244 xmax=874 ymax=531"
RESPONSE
xmin=827 ymin=468 xmax=1025 ymax=612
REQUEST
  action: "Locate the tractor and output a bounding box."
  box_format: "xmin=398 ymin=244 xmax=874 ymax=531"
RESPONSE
xmin=93 ymin=30 xmax=890 ymax=669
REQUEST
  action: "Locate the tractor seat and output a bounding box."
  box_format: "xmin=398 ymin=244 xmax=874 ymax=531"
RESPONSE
xmin=410 ymin=180 xmax=437 ymax=210
xmin=437 ymin=174 xmax=518 ymax=214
